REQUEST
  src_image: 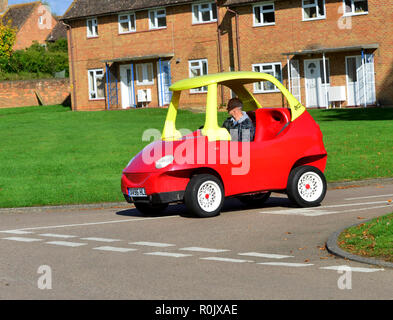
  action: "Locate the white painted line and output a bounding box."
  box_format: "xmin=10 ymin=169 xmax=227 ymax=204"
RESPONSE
xmin=238 ymin=252 xmax=294 ymax=259
xmin=320 ymin=200 xmax=389 ymax=209
xmin=0 ymin=230 xmax=34 ymax=235
xmin=2 ymin=237 xmax=42 ymax=243
xmin=320 ymin=266 xmax=384 ymax=273
xmin=46 ymin=241 xmax=87 ymax=247
xmin=39 ymin=233 xmax=77 ymax=239
xmin=93 ymin=246 xmax=137 ymax=253
xmin=0 ymin=216 xmax=177 ymax=233
xmin=180 ymin=247 xmax=230 ymax=253
xmin=130 ymin=241 xmax=176 ymax=248
xmin=345 ymin=194 xmax=393 ymax=201
xmin=81 ymin=237 xmax=121 ymax=243
xmin=257 ymin=262 xmax=314 ymax=267
xmin=201 ymin=257 xmax=253 ymax=263
xmin=144 ymin=252 xmax=192 ymax=258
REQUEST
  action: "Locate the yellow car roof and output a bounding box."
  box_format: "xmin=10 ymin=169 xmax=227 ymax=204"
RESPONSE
xmin=170 ymin=71 xmax=275 ymax=91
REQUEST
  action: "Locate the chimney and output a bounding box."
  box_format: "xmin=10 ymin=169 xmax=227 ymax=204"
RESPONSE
xmin=0 ymin=0 xmax=8 ymax=14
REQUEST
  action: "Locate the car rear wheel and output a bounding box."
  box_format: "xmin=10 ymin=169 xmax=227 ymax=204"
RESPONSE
xmin=185 ymin=174 xmax=225 ymax=218
xmin=287 ymin=166 xmax=327 ymax=207
xmin=134 ymin=202 xmax=168 ymax=216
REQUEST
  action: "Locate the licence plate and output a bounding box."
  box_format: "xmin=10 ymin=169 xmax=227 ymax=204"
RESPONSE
xmin=128 ymin=188 xmax=147 ymax=197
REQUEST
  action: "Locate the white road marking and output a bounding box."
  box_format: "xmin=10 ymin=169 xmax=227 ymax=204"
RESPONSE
xmin=93 ymin=246 xmax=137 ymax=253
xmin=46 ymin=241 xmax=87 ymax=247
xmin=144 ymin=252 xmax=192 ymax=258
xmin=0 ymin=230 xmax=34 ymax=235
xmin=257 ymin=262 xmax=314 ymax=267
xmin=345 ymin=194 xmax=393 ymax=201
xmin=81 ymin=237 xmax=121 ymax=243
xmin=0 ymin=216 xmax=177 ymax=233
xmin=2 ymin=237 xmax=42 ymax=242
xmin=39 ymin=233 xmax=77 ymax=239
xmin=180 ymin=247 xmax=230 ymax=253
xmin=320 ymin=266 xmax=384 ymax=273
xmin=201 ymin=257 xmax=253 ymax=263
xmin=320 ymin=200 xmax=390 ymax=209
xmin=130 ymin=241 xmax=176 ymax=248
xmin=238 ymin=252 xmax=294 ymax=259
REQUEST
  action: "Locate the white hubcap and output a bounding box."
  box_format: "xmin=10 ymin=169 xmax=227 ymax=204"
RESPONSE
xmin=297 ymin=172 xmax=324 ymax=202
xmin=197 ymin=181 xmax=222 ymax=213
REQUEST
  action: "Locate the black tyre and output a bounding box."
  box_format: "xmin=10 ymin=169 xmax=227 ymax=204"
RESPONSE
xmin=287 ymin=166 xmax=327 ymax=207
xmin=134 ymin=202 xmax=168 ymax=216
xmin=239 ymin=192 xmax=271 ymax=207
xmin=184 ymin=174 xmax=225 ymax=218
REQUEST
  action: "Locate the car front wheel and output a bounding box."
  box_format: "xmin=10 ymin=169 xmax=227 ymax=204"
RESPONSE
xmin=287 ymin=166 xmax=327 ymax=207
xmin=185 ymin=174 xmax=225 ymax=218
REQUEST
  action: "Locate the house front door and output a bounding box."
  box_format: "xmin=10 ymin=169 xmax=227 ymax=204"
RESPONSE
xmin=304 ymin=59 xmax=329 ymax=108
xmin=120 ymin=64 xmax=135 ymax=109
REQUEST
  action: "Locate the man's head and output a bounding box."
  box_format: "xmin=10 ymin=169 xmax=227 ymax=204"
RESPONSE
xmin=227 ymin=98 xmax=243 ymax=120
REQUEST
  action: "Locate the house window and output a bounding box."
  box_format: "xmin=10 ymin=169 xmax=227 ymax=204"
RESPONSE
xmin=253 ymin=2 xmax=275 ymax=26
xmin=136 ymin=63 xmax=154 ymax=85
xmin=119 ymin=13 xmax=136 ymax=33
xmin=192 ymin=2 xmax=217 ymax=24
xmin=189 ymin=59 xmax=208 ymax=93
xmin=38 ymin=16 xmax=44 ymax=25
xmin=344 ymin=0 xmax=368 ymax=15
xmin=88 ymin=69 xmax=105 ymax=100
xmin=302 ymin=0 xmax=326 ymax=20
xmin=87 ymin=18 xmax=98 ymax=37
xmin=252 ymin=63 xmax=282 ymax=93
xmin=149 ymin=8 xmax=167 ymax=29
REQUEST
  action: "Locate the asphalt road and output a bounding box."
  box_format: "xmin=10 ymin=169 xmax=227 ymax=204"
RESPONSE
xmin=0 ymin=182 xmax=393 ymax=300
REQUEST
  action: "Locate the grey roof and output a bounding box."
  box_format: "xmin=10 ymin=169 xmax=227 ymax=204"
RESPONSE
xmin=1 ymin=1 xmax=39 ymax=31
xmin=62 ymin=0 xmax=195 ymax=21
xmin=46 ymin=21 xmax=68 ymax=41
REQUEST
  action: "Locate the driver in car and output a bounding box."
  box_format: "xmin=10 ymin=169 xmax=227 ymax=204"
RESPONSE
xmin=222 ymin=97 xmax=255 ymax=142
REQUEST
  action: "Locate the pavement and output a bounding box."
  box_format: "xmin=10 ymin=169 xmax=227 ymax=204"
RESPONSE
xmin=0 ymin=178 xmax=392 ymax=300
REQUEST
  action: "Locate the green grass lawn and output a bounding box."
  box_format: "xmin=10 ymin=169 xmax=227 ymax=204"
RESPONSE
xmin=338 ymin=212 xmax=393 ymax=263
xmin=0 ymin=105 xmax=393 ymax=208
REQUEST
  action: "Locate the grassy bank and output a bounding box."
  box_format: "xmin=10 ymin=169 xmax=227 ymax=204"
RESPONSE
xmin=0 ymin=105 xmax=392 ymax=208
xmin=338 ymin=212 xmax=393 ymax=263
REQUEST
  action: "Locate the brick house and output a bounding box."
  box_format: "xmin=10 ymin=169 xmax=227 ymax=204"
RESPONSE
xmin=1 ymin=0 xmax=58 ymax=50
xmin=61 ymin=0 xmax=393 ymax=111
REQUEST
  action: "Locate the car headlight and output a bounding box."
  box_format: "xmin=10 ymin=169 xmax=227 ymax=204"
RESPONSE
xmin=155 ymin=155 xmax=174 ymax=169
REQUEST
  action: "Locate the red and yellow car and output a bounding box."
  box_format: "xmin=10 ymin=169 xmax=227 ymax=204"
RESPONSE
xmin=121 ymin=72 xmax=327 ymax=217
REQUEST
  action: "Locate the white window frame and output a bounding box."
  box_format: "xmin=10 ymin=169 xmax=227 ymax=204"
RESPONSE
xmin=149 ymin=8 xmax=167 ymax=30
xmin=88 ymin=69 xmax=105 ymax=100
xmin=189 ymin=59 xmax=208 ymax=93
xmin=343 ymin=0 xmax=369 ymax=16
xmin=136 ymin=63 xmax=154 ymax=86
xmin=192 ymin=2 xmax=217 ymax=24
xmin=253 ymin=2 xmax=275 ymax=27
xmin=302 ymin=0 xmax=326 ymax=21
xmin=118 ymin=12 xmax=136 ymax=34
xmin=252 ymin=62 xmax=283 ymax=93
xmin=86 ymin=17 xmax=98 ymax=38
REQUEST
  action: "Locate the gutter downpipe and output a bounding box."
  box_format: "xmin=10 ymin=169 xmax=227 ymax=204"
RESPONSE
xmin=361 ymin=49 xmax=367 ymax=108
xmin=216 ymin=1 xmax=224 ymax=106
xmin=62 ymin=20 xmax=77 ymax=111
xmin=227 ymin=7 xmax=241 ymax=71
xmin=287 ymin=56 xmax=292 ymax=94
xmin=322 ymin=52 xmax=328 ymax=109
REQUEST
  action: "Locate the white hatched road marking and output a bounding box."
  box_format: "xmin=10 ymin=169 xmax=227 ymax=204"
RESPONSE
xmin=130 ymin=241 xmax=176 ymax=248
xmin=258 ymin=262 xmax=314 ymax=267
xmin=238 ymin=252 xmax=294 ymax=259
xmin=46 ymin=241 xmax=87 ymax=247
xmin=320 ymin=266 xmax=385 ymax=273
xmin=144 ymin=252 xmax=192 ymax=258
xmin=81 ymin=237 xmax=121 ymax=243
xmin=39 ymin=233 xmax=77 ymax=239
xmin=2 ymin=237 xmax=42 ymax=242
xmin=0 ymin=230 xmax=34 ymax=235
xmin=345 ymin=194 xmax=393 ymax=201
xmin=93 ymin=246 xmax=138 ymax=253
xmin=180 ymin=247 xmax=230 ymax=253
xmin=201 ymin=257 xmax=253 ymax=263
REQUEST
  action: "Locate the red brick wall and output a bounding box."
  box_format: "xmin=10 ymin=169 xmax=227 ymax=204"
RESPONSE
xmin=68 ymin=0 xmax=393 ymax=111
xmin=14 ymin=4 xmax=57 ymax=50
xmin=0 ymin=78 xmax=71 ymax=108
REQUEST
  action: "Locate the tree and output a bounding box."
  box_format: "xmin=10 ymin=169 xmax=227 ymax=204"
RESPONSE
xmin=0 ymin=22 xmax=17 ymax=59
